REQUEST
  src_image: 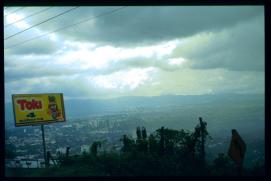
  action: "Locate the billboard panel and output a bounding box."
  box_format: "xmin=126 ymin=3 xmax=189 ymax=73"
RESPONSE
xmin=12 ymin=93 xmax=66 ymax=127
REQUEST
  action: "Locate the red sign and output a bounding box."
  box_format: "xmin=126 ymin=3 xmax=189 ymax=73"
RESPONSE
xmin=17 ymin=99 xmax=43 ymax=111
xmin=228 ymin=129 xmax=246 ymax=167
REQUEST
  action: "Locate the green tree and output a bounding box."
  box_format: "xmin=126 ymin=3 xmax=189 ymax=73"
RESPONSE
xmin=148 ymin=133 xmax=159 ymax=154
xmin=191 ymin=117 xmax=210 ymax=167
xmin=120 ymin=135 xmax=135 ymax=153
xmin=210 ymin=153 xmax=237 ymax=176
xmin=135 ymin=127 xmax=148 ymax=153
xmin=142 ymin=127 xmax=147 ymax=139
xmin=158 ymin=126 xmax=165 ymax=155
xmin=136 ymin=127 xmax=142 ymax=140
xmin=155 ymin=127 xmax=190 ymax=155
xmin=91 ymin=141 xmax=102 ymax=156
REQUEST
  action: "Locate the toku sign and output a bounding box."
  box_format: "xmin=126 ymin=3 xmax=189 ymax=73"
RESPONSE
xmin=12 ymin=93 xmax=66 ymax=127
xmin=16 ymin=99 xmax=43 ymax=111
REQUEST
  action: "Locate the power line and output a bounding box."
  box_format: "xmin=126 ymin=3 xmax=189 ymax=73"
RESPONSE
xmin=4 ymin=7 xmax=25 ymax=16
xmin=4 ymin=7 xmax=25 ymax=17
xmin=5 ymin=7 xmax=53 ymax=28
xmin=4 ymin=6 xmax=80 ymax=40
xmin=4 ymin=6 xmax=127 ymax=50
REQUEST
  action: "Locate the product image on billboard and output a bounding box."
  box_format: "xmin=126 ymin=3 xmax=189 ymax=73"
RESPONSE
xmin=12 ymin=93 xmax=66 ymax=127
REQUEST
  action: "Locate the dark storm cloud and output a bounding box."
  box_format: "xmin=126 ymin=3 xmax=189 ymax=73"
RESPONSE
xmin=5 ymin=6 xmax=263 ymax=54
xmin=5 ymin=76 xmax=93 ymax=101
xmin=46 ymin=6 xmax=263 ymax=46
xmin=4 ymin=67 xmax=79 ymax=82
xmin=4 ymin=54 xmax=81 ymax=83
xmin=4 ymin=6 xmax=76 ymax=55
xmin=6 ymin=40 xmax=60 ymax=55
xmin=171 ymin=12 xmax=264 ymax=71
xmin=4 ymin=28 xmax=61 ymax=55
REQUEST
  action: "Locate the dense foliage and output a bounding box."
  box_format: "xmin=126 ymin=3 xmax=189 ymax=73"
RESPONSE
xmin=6 ymin=118 xmax=265 ymax=176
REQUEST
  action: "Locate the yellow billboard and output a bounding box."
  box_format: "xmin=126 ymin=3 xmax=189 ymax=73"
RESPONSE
xmin=12 ymin=93 xmax=66 ymax=127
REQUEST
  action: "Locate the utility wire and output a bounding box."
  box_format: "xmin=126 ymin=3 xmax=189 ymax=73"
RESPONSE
xmin=4 ymin=6 xmax=127 ymax=50
xmin=5 ymin=7 xmax=53 ymax=28
xmin=4 ymin=7 xmax=25 ymax=17
xmin=4 ymin=6 xmax=80 ymax=40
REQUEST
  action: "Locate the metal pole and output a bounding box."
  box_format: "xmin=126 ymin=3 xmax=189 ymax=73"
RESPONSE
xmin=41 ymin=125 xmax=47 ymax=168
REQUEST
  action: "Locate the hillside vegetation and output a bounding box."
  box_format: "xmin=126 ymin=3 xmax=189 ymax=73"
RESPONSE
xmin=6 ymin=118 xmax=265 ymax=176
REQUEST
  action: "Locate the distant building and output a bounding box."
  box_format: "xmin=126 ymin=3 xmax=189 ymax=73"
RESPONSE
xmin=56 ymin=147 xmax=66 ymax=154
xmin=62 ymin=124 xmax=72 ymax=128
xmin=80 ymin=145 xmax=90 ymax=154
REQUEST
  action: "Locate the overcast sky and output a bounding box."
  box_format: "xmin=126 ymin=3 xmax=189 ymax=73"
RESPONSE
xmin=4 ymin=6 xmax=265 ymax=102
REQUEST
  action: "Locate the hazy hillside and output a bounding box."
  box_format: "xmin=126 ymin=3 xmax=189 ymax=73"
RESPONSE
xmin=5 ymin=94 xmax=264 ymax=122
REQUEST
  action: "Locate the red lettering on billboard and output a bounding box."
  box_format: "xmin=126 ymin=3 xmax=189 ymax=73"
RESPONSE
xmin=17 ymin=99 xmax=42 ymax=111
xmin=17 ymin=100 xmax=27 ymax=110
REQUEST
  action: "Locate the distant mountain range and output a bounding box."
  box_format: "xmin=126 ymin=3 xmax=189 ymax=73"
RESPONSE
xmin=5 ymin=94 xmax=264 ymax=122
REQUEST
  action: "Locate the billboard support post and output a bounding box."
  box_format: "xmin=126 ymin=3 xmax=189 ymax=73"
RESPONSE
xmin=11 ymin=93 xmax=66 ymax=168
xmin=41 ymin=125 xmax=48 ymax=168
